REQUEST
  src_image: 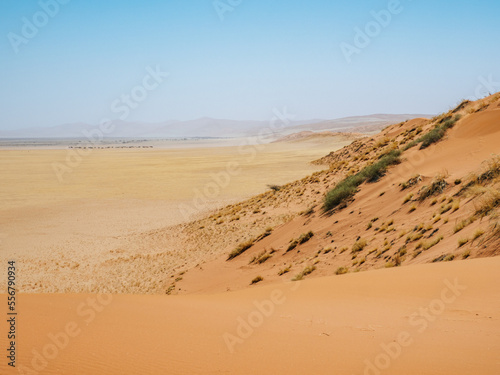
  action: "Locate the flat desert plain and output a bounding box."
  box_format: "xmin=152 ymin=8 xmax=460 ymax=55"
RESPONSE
xmin=0 ymin=135 xmax=354 ymax=293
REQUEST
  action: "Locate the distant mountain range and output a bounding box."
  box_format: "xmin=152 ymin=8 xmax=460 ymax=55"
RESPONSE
xmin=0 ymin=114 xmax=432 ymax=139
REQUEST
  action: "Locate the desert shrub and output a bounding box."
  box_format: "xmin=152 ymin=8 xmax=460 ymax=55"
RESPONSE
xmin=418 ymin=177 xmax=448 ymax=201
xmin=453 ymin=219 xmax=473 ymax=234
xmin=406 ymin=115 xmax=461 ymax=150
xmin=400 ymin=174 xmax=422 ymax=190
xmin=335 ymin=266 xmax=349 ymax=275
xmin=374 ymin=137 xmax=390 ymax=148
xmin=491 ymin=221 xmax=500 ymax=238
xmin=439 ymin=203 xmax=453 ymax=214
xmin=458 ymin=238 xmax=469 ymax=247
xmin=267 ymin=184 xmax=281 ymax=192
xmin=433 ymin=254 xmax=455 ymax=262
xmin=452 ymin=100 xmax=470 ymax=113
xmin=255 ymin=227 xmax=273 ymax=241
xmin=352 ymin=239 xmax=368 ymax=253
xmin=403 ymin=139 xmax=419 ymax=151
xmin=286 ymin=231 xmax=314 ymax=252
xmin=324 ymin=178 xmax=359 ymax=211
xmin=278 ymin=265 xmax=291 ymax=276
xmin=298 ymin=231 xmax=314 ymax=244
xmin=286 ymin=239 xmax=299 ymax=252
xmin=324 ymin=150 xmax=401 ymax=211
xmin=301 ymin=206 xmax=315 ymax=216
xmin=227 ymin=239 xmax=255 ymax=260
xmin=473 ymin=229 xmax=485 ymax=240
xmin=403 ymin=193 xmax=414 ymax=204
xmin=250 ymin=251 xmax=272 ymax=264
xmin=419 ymin=127 xmax=445 ymax=149
xmin=293 ymin=265 xmax=316 ymax=281
xmin=442 ymin=117 xmax=459 ymax=130
xmin=251 ymin=276 xmax=263 ymax=285
xmin=427 ymin=235 xmax=444 ymax=249
xmin=474 ymin=190 xmax=500 ymax=218
xmin=362 ymin=150 xmax=402 ymax=182
xmin=418 ymin=235 xmax=444 ymax=251
xmin=474 ymin=156 xmax=500 ymax=185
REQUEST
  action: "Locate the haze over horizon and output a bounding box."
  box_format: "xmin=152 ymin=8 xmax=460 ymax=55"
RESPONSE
xmin=1 ymin=0 xmax=500 ymax=131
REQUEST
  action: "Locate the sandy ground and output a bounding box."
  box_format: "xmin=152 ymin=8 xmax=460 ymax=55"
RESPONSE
xmin=0 ymin=257 xmax=499 ymax=374
xmin=173 ymin=100 xmax=500 ymax=295
xmin=0 ymin=135 xmax=354 ymax=292
xmin=0 ymin=97 xmax=499 ymax=374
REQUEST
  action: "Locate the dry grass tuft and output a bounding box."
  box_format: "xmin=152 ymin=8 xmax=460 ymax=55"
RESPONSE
xmin=287 ymin=231 xmax=314 ymax=252
xmin=403 ymin=193 xmax=414 ymax=204
xmin=474 ymin=189 xmax=500 ymax=218
xmin=250 ymin=276 xmax=263 ymax=285
xmin=335 ymin=266 xmax=349 ymax=275
xmin=278 ymin=265 xmax=291 ymax=276
xmin=298 ymin=231 xmax=314 ymax=244
xmin=293 ymin=265 xmax=316 ymax=281
xmin=227 ymin=239 xmax=255 ymax=260
xmin=400 ymin=175 xmax=422 ymax=190
xmin=418 ymin=176 xmax=448 ymax=201
xmin=472 ymin=229 xmax=485 ymax=241
xmin=249 ymin=251 xmax=272 ymax=265
xmin=453 ymin=218 xmax=474 ymax=234
xmin=417 ymin=235 xmax=444 ymax=251
xmin=352 ymin=239 xmax=368 ymax=253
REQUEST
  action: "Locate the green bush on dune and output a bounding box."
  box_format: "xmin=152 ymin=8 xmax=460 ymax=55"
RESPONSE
xmin=324 ymin=150 xmax=402 ymax=211
xmin=404 ymin=114 xmax=461 ymax=151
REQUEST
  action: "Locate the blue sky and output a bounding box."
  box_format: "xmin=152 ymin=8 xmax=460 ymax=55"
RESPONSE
xmin=1 ymin=0 xmax=499 ymax=130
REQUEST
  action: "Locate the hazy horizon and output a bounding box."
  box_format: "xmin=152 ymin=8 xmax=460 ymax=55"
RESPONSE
xmin=1 ymin=112 xmax=435 ymax=132
xmin=1 ymin=0 xmax=500 ymax=131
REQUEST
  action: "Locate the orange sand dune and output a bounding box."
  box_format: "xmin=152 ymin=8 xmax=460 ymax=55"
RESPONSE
xmin=1 ymin=257 xmax=499 ymax=374
xmin=401 ymin=108 xmax=500 ymax=179
xmin=175 ymin=103 xmax=500 ymax=295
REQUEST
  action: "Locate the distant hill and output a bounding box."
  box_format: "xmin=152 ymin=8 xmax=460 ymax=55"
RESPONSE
xmin=283 ymin=114 xmax=432 ymax=135
xmin=0 ymin=114 xmax=432 ymax=139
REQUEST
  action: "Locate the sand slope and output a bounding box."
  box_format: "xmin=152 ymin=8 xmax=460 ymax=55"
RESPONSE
xmin=1 ymin=257 xmax=499 ymax=374
xmin=174 ymin=100 xmax=500 ymax=295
